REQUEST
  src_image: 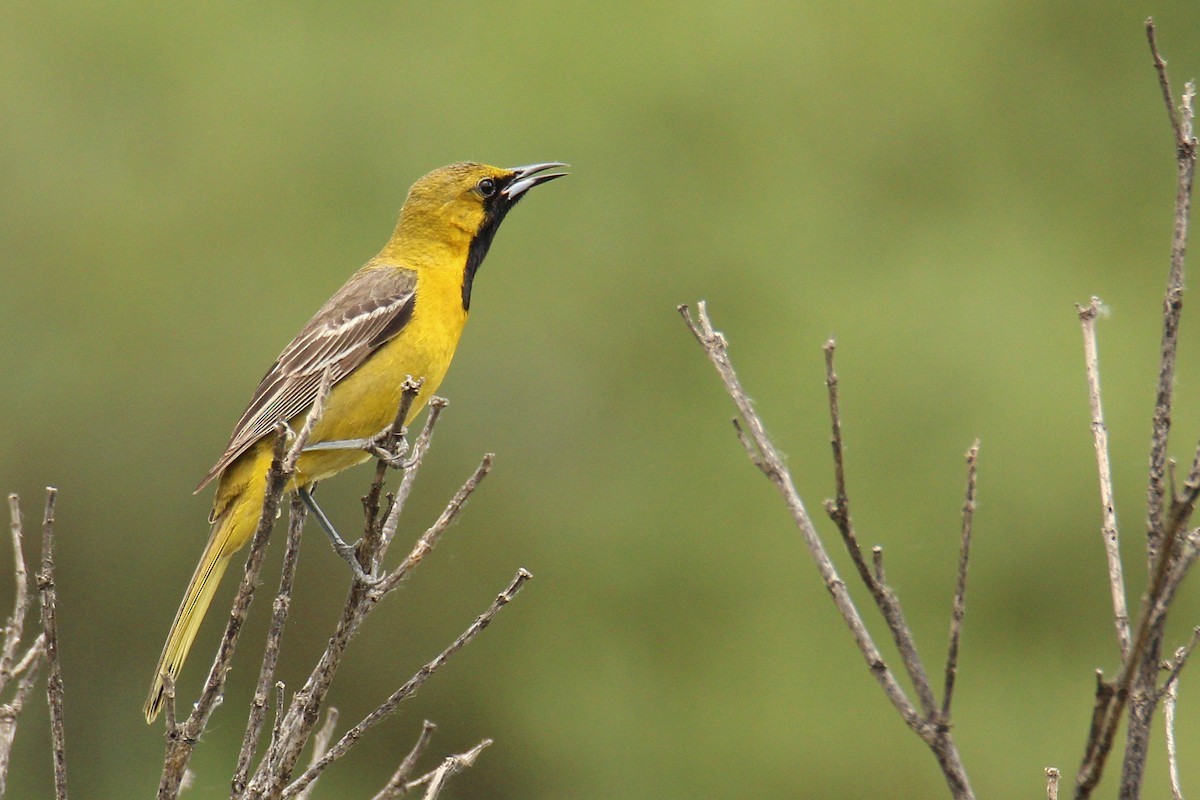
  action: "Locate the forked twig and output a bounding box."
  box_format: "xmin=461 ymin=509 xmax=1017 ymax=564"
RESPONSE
xmin=280 ymin=569 xmax=531 ymax=799
xmin=680 ymin=301 xmax=975 ymax=799
xmin=370 ymin=721 xmax=437 ymax=800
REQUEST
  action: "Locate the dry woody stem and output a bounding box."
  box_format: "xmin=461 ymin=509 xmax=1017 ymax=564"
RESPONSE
xmin=0 ymin=488 xmax=67 ymax=800
xmin=680 ymin=301 xmax=976 ymax=800
xmin=1073 ymin=19 xmax=1200 ymax=800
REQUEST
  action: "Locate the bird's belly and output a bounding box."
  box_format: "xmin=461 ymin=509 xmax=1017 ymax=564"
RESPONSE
xmin=293 ymin=312 xmax=464 ymax=485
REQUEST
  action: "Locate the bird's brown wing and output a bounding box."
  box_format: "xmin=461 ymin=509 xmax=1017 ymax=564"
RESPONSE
xmin=195 ymin=265 xmax=417 ymax=492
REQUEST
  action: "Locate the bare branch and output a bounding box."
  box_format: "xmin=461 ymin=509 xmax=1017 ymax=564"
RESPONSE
xmin=361 ymin=378 xmax=424 ymax=568
xmin=374 ymin=454 xmax=494 ymax=596
xmin=1165 ymin=668 xmax=1184 ymax=800
xmin=377 ymin=396 xmax=447 ymax=564
xmin=245 ymin=448 xmax=494 ymax=798
xmin=679 ymin=301 xmax=974 ymax=799
xmin=0 ymin=638 xmax=43 ymax=797
xmin=1076 ymin=26 xmax=1199 ymax=800
xmin=1047 ymin=767 xmax=1060 ymax=800
xmin=1077 ymin=298 xmax=1131 ymax=658
xmin=417 ymin=739 xmax=492 ymax=800
xmin=0 ymin=495 xmax=30 ymax=698
xmin=1147 ymin=18 xmax=1184 ymax=147
xmin=942 ymin=441 xmax=979 ymax=720
xmin=822 ymin=339 xmax=940 ymax=719
xmin=370 ymin=721 xmax=437 ymax=800
xmin=292 ymin=708 xmax=338 ymax=800
xmin=233 ymin=497 xmax=308 ymax=797
xmin=1157 ymin=627 xmax=1200 ymax=703
xmin=280 ymin=569 xmax=530 ymax=799
xmin=37 ymin=487 xmax=67 ymax=800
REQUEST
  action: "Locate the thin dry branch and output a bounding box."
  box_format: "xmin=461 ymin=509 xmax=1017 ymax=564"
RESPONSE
xmin=1164 ymin=647 xmax=1186 ymax=800
xmin=942 ymin=441 xmax=979 ymax=721
xmin=0 ymin=496 xmax=30 ymax=698
xmin=361 ymin=378 xmax=423 ymax=569
xmin=292 ymin=708 xmax=338 ymax=800
xmin=679 ymin=301 xmax=974 ymax=800
xmin=821 ymin=340 xmax=939 ymax=719
xmin=0 ymin=493 xmax=46 ymax=799
xmin=377 ymin=397 xmax=448 ymax=564
xmin=0 ymin=637 xmax=43 ymax=799
xmin=1077 ymin=299 xmax=1131 ymax=658
xmin=415 ymin=739 xmax=492 ymax=800
xmin=370 ymin=721 xmax=437 ymax=800
xmin=37 ymin=488 xmax=66 ymax=800
xmin=1074 ymin=21 xmax=1200 ymax=800
xmin=280 ymin=569 xmax=531 ymax=799
xmin=233 ymin=497 xmax=309 ymax=797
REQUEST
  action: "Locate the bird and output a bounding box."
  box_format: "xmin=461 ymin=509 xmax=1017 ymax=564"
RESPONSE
xmin=144 ymin=161 xmax=567 ymax=723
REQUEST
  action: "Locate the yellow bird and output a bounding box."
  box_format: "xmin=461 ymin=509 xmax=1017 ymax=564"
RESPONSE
xmin=145 ymin=161 xmax=566 ymax=723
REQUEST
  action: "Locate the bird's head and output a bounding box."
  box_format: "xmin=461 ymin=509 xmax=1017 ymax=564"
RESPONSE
xmin=393 ymin=161 xmax=567 ymax=249
xmin=387 ymin=161 xmax=567 ymax=308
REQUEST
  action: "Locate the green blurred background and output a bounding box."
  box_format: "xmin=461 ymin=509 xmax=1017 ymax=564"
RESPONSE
xmin=4 ymin=2 xmax=1200 ymax=797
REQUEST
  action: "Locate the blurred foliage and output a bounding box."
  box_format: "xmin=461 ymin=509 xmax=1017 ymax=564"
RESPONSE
xmin=3 ymin=2 xmax=1200 ymax=797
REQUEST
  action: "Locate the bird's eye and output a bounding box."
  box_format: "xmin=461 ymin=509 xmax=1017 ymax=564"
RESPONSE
xmin=477 ymin=177 xmax=497 ymax=197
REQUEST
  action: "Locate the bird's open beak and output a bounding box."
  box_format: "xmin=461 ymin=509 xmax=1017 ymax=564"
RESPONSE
xmin=503 ymin=161 xmax=569 ymax=200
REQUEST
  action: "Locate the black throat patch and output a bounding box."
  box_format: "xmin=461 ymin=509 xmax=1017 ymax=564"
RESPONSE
xmin=462 ymin=193 xmax=519 ymax=311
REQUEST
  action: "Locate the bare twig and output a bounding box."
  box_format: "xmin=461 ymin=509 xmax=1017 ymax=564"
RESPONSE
xmin=292 ymin=708 xmax=338 ymax=800
xmin=374 ymin=454 xmax=494 ymax=596
xmin=942 ymin=441 xmax=979 ymax=721
xmin=361 ymin=378 xmax=423 ymax=569
xmin=1148 ymin=18 xmax=1184 ymax=147
xmin=416 ymin=739 xmax=492 ymax=800
xmin=245 ymin=441 xmax=497 ymax=798
xmin=1074 ymin=24 xmax=1199 ymax=800
xmin=1077 ymin=299 xmax=1131 ymax=658
xmin=280 ymin=569 xmax=531 ymax=799
xmin=0 ymin=638 xmax=43 ymax=798
xmin=679 ymin=301 xmax=974 ymax=799
xmin=1157 ymin=627 xmax=1200 ymax=702
xmin=0 ymin=493 xmax=44 ymax=800
xmin=0 ymin=496 xmax=29 ymax=699
xmin=38 ymin=488 xmax=66 ymax=800
xmin=370 ymin=721 xmax=438 ymax=800
xmin=233 ymin=497 xmax=308 ymax=797
xmin=1047 ymin=768 xmax=1061 ymax=800
xmin=377 ymin=397 xmax=447 ymax=564
xmin=821 ymin=340 xmax=939 ymax=719
xmin=1164 ymin=651 xmax=1185 ymax=800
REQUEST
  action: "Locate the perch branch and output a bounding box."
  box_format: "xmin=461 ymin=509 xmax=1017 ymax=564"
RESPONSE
xmin=232 ymin=496 xmax=309 ymax=797
xmin=280 ymin=569 xmax=530 ymax=799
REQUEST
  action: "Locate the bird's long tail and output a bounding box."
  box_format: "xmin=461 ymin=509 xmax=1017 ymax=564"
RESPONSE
xmin=144 ymin=486 xmax=264 ymax=723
